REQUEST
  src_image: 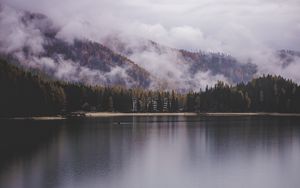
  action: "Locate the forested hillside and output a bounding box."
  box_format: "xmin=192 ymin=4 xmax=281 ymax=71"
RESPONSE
xmin=1 ymin=58 xmax=300 ymax=117
xmin=3 ymin=11 xmax=152 ymax=88
xmin=187 ymin=75 xmax=300 ymax=113
xmin=104 ymin=37 xmax=258 ymax=84
xmin=0 ymin=59 xmax=183 ymax=117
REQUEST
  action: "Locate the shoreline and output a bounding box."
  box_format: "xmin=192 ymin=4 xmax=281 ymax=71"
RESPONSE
xmin=199 ymin=112 xmax=300 ymax=117
xmin=87 ymin=112 xmax=300 ymax=117
xmin=85 ymin=112 xmax=198 ymax=117
xmin=10 ymin=116 xmax=67 ymax=121
xmin=2 ymin=112 xmax=300 ymax=120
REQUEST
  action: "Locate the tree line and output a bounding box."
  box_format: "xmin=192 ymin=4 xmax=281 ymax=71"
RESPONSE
xmin=0 ymin=59 xmax=183 ymax=117
xmin=186 ymin=75 xmax=300 ymax=113
xmin=1 ymin=58 xmax=300 ymax=117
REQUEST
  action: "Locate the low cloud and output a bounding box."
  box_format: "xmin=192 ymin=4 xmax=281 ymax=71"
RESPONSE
xmin=0 ymin=4 xmax=137 ymax=88
xmin=3 ymin=0 xmax=300 ymax=52
xmin=0 ymin=5 xmax=44 ymax=54
xmin=1 ymin=0 xmax=300 ymax=89
xmin=28 ymin=56 xmax=136 ymax=87
xmin=124 ymin=41 xmax=228 ymax=90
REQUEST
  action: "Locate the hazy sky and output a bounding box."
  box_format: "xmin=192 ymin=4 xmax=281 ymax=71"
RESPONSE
xmin=2 ymin=0 xmax=300 ymax=53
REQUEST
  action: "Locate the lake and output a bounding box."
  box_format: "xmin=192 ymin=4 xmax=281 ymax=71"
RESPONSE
xmin=0 ymin=116 xmax=300 ymax=188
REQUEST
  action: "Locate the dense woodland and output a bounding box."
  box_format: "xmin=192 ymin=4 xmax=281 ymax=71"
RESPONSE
xmin=0 ymin=59 xmax=183 ymax=117
xmin=1 ymin=58 xmax=300 ymax=117
xmin=186 ymin=76 xmax=300 ymax=113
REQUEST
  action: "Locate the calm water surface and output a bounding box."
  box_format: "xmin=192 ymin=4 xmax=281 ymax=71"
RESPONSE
xmin=0 ymin=116 xmax=300 ymax=188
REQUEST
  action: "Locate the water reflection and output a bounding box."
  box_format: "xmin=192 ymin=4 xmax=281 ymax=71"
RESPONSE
xmin=0 ymin=116 xmax=300 ymax=188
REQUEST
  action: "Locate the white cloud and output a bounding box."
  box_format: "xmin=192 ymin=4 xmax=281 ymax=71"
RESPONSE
xmin=0 ymin=5 xmax=44 ymax=54
xmin=2 ymin=0 xmax=299 ymax=52
xmin=1 ymin=0 xmax=300 ymax=88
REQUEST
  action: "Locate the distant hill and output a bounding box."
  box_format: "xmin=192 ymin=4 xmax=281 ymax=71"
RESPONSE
xmin=179 ymin=50 xmax=257 ymax=83
xmin=2 ymin=7 xmax=300 ymax=90
xmin=5 ymin=9 xmax=258 ymax=89
xmin=103 ymin=37 xmax=258 ymax=84
xmin=277 ymin=49 xmax=300 ymax=68
xmin=43 ymin=38 xmax=151 ymax=87
xmin=6 ymin=11 xmax=152 ymax=88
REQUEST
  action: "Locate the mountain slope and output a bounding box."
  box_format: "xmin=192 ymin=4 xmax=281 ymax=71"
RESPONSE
xmin=42 ymin=38 xmax=151 ymax=87
xmin=277 ymin=49 xmax=300 ymax=68
xmin=1 ymin=8 xmax=151 ymax=88
xmin=179 ymin=50 xmax=257 ymax=83
xmin=103 ymin=37 xmax=258 ymax=85
xmin=3 ymin=6 xmax=300 ymax=91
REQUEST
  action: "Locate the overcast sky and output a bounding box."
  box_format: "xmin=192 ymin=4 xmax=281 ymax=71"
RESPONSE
xmin=2 ymin=0 xmax=300 ymax=53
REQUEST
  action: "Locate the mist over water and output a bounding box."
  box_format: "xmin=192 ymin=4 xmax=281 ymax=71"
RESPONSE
xmin=1 ymin=116 xmax=300 ymax=188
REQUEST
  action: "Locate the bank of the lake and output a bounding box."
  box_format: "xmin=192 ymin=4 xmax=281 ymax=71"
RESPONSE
xmin=199 ymin=112 xmax=300 ymax=117
xmin=86 ymin=112 xmax=300 ymax=118
xmin=4 ymin=112 xmax=300 ymax=120
xmin=85 ymin=112 xmax=198 ymax=117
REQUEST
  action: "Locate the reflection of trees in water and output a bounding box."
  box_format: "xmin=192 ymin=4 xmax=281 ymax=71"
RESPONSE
xmin=0 ymin=120 xmax=63 ymax=166
xmin=0 ymin=117 xmax=156 ymax=188
xmin=0 ymin=120 xmax=64 ymax=188
xmin=1 ymin=116 xmax=300 ymax=188
xmin=186 ymin=116 xmax=300 ymax=163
